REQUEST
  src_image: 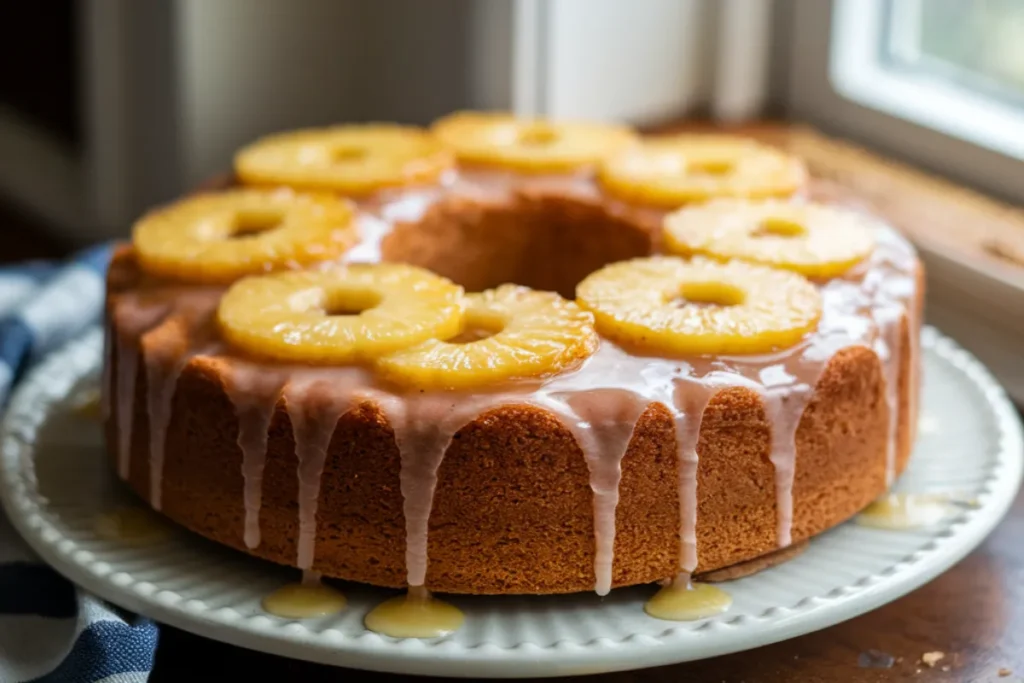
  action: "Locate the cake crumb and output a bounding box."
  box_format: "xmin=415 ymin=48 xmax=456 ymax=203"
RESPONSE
xmin=921 ymin=651 xmax=945 ymax=668
xmin=941 ymin=665 xmax=950 ymax=672
xmin=999 ymin=668 xmax=1012 ymax=678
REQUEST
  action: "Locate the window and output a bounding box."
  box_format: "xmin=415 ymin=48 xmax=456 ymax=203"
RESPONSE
xmin=892 ymin=0 xmax=1024 ymax=102
xmin=829 ymin=0 xmax=1024 ymax=161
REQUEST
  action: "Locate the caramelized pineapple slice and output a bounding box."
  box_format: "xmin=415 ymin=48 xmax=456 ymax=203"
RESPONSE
xmin=431 ymin=111 xmax=637 ymax=173
xmin=664 ymin=199 xmax=877 ymax=278
xmin=576 ymin=256 xmax=821 ymax=355
xmin=217 ymin=264 xmax=464 ymax=364
xmin=376 ymin=285 xmax=598 ymax=390
xmin=234 ymin=124 xmax=454 ymax=195
xmin=132 ymin=188 xmax=357 ymax=284
xmin=598 ymin=134 xmax=807 ymax=208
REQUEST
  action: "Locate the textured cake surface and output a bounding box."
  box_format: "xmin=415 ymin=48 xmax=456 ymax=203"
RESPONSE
xmin=102 ymin=122 xmax=923 ymax=596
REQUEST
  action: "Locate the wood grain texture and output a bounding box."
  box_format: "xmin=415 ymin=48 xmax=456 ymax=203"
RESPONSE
xmin=146 ymin=122 xmax=1024 ymax=681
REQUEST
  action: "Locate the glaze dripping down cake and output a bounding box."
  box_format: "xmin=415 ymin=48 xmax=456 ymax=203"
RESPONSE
xmin=101 ymin=112 xmax=923 ymax=595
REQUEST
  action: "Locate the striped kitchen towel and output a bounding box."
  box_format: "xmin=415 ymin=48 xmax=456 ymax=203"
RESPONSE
xmin=0 ymin=244 xmax=158 ymax=682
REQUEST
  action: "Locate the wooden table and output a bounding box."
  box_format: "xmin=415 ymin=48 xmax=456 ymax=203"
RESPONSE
xmin=146 ymin=124 xmax=1024 ymax=682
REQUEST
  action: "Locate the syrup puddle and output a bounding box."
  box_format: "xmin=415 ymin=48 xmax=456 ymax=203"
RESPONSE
xmin=261 ymin=572 xmax=347 ymax=619
xmin=855 ymin=492 xmax=968 ymax=530
xmin=94 ymin=506 xmax=171 ymax=544
xmin=364 ymin=586 xmax=464 ymax=638
xmin=644 ymin=576 xmax=732 ymax=621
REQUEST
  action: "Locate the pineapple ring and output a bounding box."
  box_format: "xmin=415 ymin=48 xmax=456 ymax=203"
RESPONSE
xmin=132 ymin=189 xmax=358 ymax=284
xmin=376 ymin=284 xmax=599 ymax=390
xmin=663 ymin=199 xmax=877 ymax=279
xmin=234 ymin=124 xmax=454 ymax=195
xmin=431 ymin=111 xmax=637 ymax=173
xmin=217 ymin=264 xmax=464 ymax=364
xmin=597 ymin=134 xmax=807 ymax=208
xmin=576 ymin=256 xmax=822 ymax=356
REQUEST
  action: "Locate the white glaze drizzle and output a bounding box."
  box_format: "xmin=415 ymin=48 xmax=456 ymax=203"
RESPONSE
xmin=375 ymin=392 xmax=531 ymax=588
xmin=376 ymin=395 xmax=456 ymax=588
xmin=100 ymin=323 xmax=113 ymax=422
xmin=671 ymin=377 xmax=726 ymax=573
xmin=147 ymin=350 xmax=197 ymax=510
xmin=906 ymin=275 xmax=921 ymax=441
xmin=539 ymin=389 xmax=649 ymax=595
xmin=862 ymin=240 xmax=917 ymax=486
xmin=875 ymin=306 xmax=904 ymax=487
xmin=223 ymin=363 xmax=287 ymax=549
xmin=284 ymin=374 xmax=360 ymax=570
xmin=759 ymin=382 xmax=812 ymax=547
xmin=112 ymin=302 xmax=170 ymax=480
xmin=139 ymin=291 xmax=219 ymax=510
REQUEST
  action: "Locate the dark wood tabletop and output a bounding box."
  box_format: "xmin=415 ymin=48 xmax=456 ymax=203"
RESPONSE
xmin=4 ymin=122 xmax=1023 ymax=683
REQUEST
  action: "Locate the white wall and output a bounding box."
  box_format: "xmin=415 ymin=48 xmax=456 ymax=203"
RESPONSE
xmin=538 ymin=0 xmax=714 ymax=125
xmin=175 ymin=0 xmax=482 ymax=188
xmin=176 ymin=0 xmax=362 ymax=188
xmin=8 ymin=0 xmax=739 ymax=244
xmin=175 ymin=0 xmax=721 ymax=183
xmin=356 ymin=0 xmax=477 ymax=125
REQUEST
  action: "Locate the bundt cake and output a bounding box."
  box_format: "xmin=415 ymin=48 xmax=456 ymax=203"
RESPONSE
xmin=100 ymin=112 xmax=923 ymax=598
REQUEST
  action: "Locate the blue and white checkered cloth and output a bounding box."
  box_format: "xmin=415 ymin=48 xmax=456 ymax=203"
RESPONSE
xmin=0 ymin=245 xmax=157 ymax=682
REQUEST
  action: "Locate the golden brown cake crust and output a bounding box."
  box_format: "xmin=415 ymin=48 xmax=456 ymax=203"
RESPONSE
xmin=104 ymin=183 xmax=922 ymax=595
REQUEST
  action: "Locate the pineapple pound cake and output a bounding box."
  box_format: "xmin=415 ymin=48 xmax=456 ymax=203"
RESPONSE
xmin=102 ymin=112 xmax=923 ymax=595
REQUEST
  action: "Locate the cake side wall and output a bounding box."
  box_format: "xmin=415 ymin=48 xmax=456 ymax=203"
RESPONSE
xmin=103 ymin=311 xmax=914 ymax=595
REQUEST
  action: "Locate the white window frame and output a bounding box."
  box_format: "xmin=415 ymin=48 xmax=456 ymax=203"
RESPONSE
xmin=786 ymin=0 xmax=1024 ymax=205
xmin=829 ymin=0 xmax=1024 ymax=161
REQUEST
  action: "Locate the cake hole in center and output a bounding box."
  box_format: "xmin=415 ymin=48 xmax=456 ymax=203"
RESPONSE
xmin=674 ymin=282 xmax=745 ymax=308
xmin=331 ymin=146 xmax=369 ymax=163
xmin=322 ymin=290 xmax=382 ymax=317
xmin=517 ymin=125 xmax=560 ymax=147
xmin=752 ymin=217 xmax=806 ymax=238
xmin=230 ymin=210 xmax=285 ymax=238
xmin=378 ymin=197 xmax=653 ymax=299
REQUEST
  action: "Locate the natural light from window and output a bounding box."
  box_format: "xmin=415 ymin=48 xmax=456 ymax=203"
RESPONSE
xmin=887 ymin=0 xmax=1024 ymax=104
xmin=830 ymin=0 xmax=1024 ymax=161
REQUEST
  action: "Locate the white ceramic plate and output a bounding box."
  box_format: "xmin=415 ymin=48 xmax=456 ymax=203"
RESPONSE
xmin=1 ymin=326 xmax=1021 ymax=678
